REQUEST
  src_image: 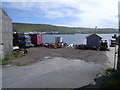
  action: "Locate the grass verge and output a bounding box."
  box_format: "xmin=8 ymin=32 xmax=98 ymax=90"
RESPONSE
xmin=0 ymin=56 xmax=20 ymax=63
xmin=16 ymin=63 xmax=32 ymax=66
xmin=101 ymin=68 xmax=120 ymax=89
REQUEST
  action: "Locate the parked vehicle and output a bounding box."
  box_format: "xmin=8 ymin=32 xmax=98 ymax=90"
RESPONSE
xmin=110 ymin=39 xmax=116 ymax=47
xmin=110 ymin=34 xmax=118 ymax=46
xmin=13 ymin=32 xmax=33 ymax=56
xmin=18 ymin=35 xmax=33 ymax=48
xmin=13 ymin=32 xmax=33 ymax=48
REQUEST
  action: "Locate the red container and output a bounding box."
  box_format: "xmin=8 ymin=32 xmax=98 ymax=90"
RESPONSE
xmin=29 ymin=34 xmax=42 ymax=45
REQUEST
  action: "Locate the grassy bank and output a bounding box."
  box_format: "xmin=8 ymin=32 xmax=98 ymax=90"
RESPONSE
xmin=13 ymin=23 xmax=118 ymax=34
xmin=101 ymin=68 xmax=120 ymax=89
xmin=0 ymin=56 xmax=20 ymax=64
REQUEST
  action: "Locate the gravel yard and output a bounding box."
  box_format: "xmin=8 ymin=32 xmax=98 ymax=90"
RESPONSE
xmin=2 ymin=47 xmax=115 ymax=88
xmin=2 ymin=47 xmax=109 ymax=66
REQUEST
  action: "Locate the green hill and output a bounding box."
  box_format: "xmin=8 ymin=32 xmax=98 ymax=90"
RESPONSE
xmin=12 ymin=23 xmax=118 ymax=34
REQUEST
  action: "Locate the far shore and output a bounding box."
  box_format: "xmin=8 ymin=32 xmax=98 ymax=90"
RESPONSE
xmin=44 ymin=32 xmax=118 ymax=35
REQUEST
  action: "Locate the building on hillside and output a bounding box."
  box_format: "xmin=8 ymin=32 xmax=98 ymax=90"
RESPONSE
xmin=0 ymin=8 xmax=13 ymax=59
xmin=86 ymin=34 xmax=102 ymax=48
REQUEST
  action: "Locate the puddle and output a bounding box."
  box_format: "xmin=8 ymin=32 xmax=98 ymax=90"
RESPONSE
xmin=73 ymin=60 xmax=85 ymax=62
xmin=89 ymin=62 xmax=95 ymax=64
xmin=44 ymin=56 xmax=53 ymax=59
xmin=4 ymin=65 xmax=11 ymax=67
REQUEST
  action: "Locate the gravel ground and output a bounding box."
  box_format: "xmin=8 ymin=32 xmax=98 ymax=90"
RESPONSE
xmin=105 ymin=46 xmax=118 ymax=68
xmin=2 ymin=47 xmax=109 ymax=66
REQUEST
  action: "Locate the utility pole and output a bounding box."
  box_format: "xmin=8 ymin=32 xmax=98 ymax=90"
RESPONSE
xmin=117 ymin=2 xmax=120 ymax=71
xmin=95 ymin=26 xmax=97 ymax=34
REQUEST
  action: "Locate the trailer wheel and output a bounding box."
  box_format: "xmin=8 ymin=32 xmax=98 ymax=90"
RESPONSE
xmin=24 ymin=49 xmax=28 ymax=54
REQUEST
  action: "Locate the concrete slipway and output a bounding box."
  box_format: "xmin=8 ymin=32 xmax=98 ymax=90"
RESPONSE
xmin=2 ymin=56 xmax=109 ymax=88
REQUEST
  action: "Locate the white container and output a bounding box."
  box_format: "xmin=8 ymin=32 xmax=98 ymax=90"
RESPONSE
xmin=55 ymin=37 xmax=63 ymax=43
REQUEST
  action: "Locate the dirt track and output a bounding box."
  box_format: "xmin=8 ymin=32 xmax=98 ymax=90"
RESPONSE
xmin=2 ymin=47 xmax=109 ymax=65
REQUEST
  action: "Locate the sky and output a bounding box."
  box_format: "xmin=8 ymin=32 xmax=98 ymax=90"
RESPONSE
xmin=1 ymin=0 xmax=120 ymax=29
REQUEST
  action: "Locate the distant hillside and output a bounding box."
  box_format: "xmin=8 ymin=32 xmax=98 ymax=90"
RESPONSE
xmin=97 ymin=28 xmax=118 ymax=31
xmin=12 ymin=23 xmax=118 ymax=34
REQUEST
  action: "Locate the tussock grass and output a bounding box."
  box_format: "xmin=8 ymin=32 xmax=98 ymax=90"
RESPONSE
xmin=0 ymin=56 xmax=20 ymax=63
xmin=101 ymin=68 xmax=120 ymax=89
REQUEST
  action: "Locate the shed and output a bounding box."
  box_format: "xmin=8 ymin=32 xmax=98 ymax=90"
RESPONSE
xmin=29 ymin=34 xmax=42 ymax=46
xmin=0 ymin=8 xmax=13 ymax=59
xmin=86 ymin=34 xmax=102 ymax=48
